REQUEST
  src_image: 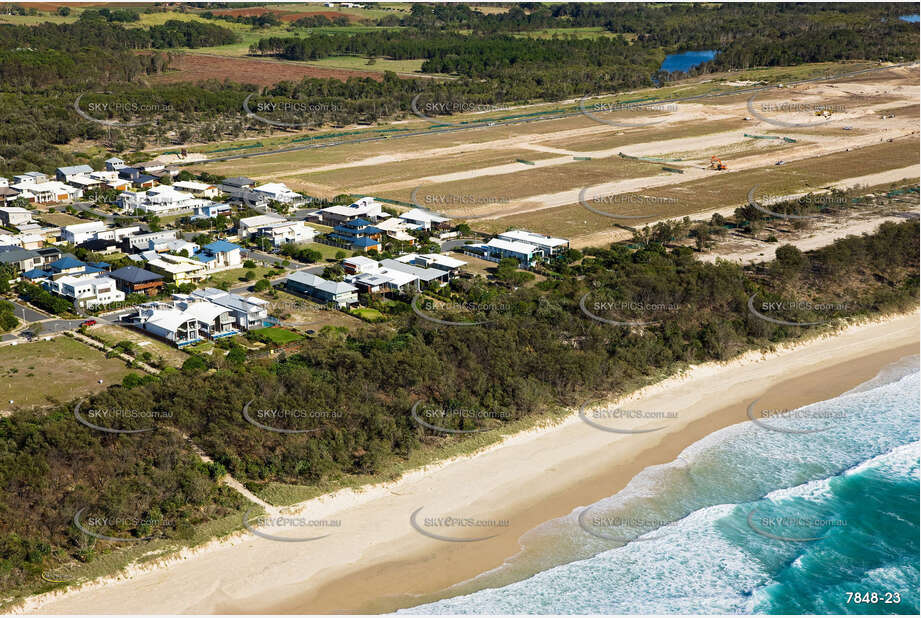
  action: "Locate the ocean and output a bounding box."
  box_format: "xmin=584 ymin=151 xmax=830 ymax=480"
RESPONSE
xmin=402 ymin=357 xmax=920 ymax=615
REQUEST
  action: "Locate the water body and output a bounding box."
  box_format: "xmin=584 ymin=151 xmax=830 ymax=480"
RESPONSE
xmin=899 ymin=15 xmax=919 ymax=23
xmin=659 ymin=49 xmax=718 ymax=73
xmin=403 ymin=357 xmax=920 ymax=615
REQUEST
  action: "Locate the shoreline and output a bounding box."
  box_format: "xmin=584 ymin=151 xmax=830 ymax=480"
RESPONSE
xmin=17 ymin=310 xmax=920 ymax=615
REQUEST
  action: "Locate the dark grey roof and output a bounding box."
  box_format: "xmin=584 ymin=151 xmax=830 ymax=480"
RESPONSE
xmin=0 ymin=246 xmax=39 ymax=263
xmin=109 ymin=265 xmax=164 ymax=284
xmin=222 ymin=177 xmax=255 ymax=188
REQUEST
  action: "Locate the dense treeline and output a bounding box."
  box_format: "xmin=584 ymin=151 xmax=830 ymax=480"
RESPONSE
xmin=0 ymin=221 xmax=917 ymax=602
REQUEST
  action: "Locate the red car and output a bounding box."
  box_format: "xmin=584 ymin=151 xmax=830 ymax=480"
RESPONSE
xmin=81 ymin=319 xmax=97 ymax=327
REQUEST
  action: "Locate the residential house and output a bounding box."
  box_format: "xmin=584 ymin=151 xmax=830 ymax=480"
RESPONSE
xmin=395 ymin=252 xmax=467 ymax=273
xmin=192 ymin=202 xmax=232 ymax=220
xmin=399 ymin=208 xmax=451 ymax=230
xmin=45 ymin=274 xmax=124 ymax=310
xmin=252 ymin=220 xmax=316 ymax=248
xmin=108 ymin=266 xmax=165 ymax=297
xmin=310 ymin=197 xmax=382 ymax=225
xmin=0 ymin=206 xmax=33 ymax=227
xmin=284 ymin=271 xmax=359 ymax=309
xmin=174 ymin=180 xmax=219 ymax=198
xmin=219 ymin=176 xmax=256 ymax=200
xmin=192 ymin=288 xmax=269 ymax=330
xmin=62 ymin=221 xmax=108 ymax=245
xmin=238 ymin=213 xmax=286 ymax=238
xmin=13 ymin=172 xmax=48 ymax=185
xmin=342 ymin=255 xmax=380 ymax=275
xmin=379 ymin=258 xmax=452 ymax=290
xmin=253 ymin=182 xmax=306 ymax=205
xmin=496 ymin=230 xmax=569 ymax=256
xmin=0 ymin=246 xmax=42 ymax=273
xmin=118 ymin=185 xmax=200 ymax=215
xmin=118 ymin=167 xmax=157 ymax=189
xmin=193 ymin=240 xmax=242 ymax=271
xmin=105 ymin=157 xmax=126 ymax=171
xmin=55 ymin=165 xmax=94 ymax=183
xmin=467 ymin=238 xmax=543 ymax=267
xmin=11 ymin=181 xmax=81 ymax=204
xmin=146 ymin=253 xmax=209 ymax=283
xmin=330 ymin=218 xmax=383 ymax=252
xmin=125 ymin=230 xmax=178 ymax=252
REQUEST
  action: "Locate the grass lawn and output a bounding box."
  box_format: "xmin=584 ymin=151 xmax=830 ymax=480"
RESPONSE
xmin=35 ymin=212 xmax=87 ymax=227
xmin=251 ymin=326 xmax=304 ymax=344
xmin=349 ymin=307 xmax=386 ymax=322
xmin=302 ymin=55 xmax=426 ymax=74
xmin=0 ymin=336 xmax=132 ymax=413
xmin=204 ymin=265 xmax=276 ymax=288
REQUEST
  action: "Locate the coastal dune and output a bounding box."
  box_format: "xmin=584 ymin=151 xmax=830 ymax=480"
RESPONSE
xmin=22 ymin=312 xmax=920 ymax=615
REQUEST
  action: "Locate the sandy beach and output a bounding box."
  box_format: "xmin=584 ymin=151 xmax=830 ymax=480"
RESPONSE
xmin=19 ymin=311 xmax=919 ymax=615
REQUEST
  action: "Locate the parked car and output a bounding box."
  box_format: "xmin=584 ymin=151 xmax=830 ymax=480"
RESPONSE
xmin=81 ymin=319 xmax=97 ymax=327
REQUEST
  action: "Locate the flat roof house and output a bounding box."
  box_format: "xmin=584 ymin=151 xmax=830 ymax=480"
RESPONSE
xmin=253 ymin=182 xmax=306 ymax=205
xmin=379 ymin=258 xmax=451 ymax=291
xmin=219 ymin=176 xmax=256 ymax=200
xmin=62 ymin=221 xmax=108 ymax=245
xmin=0 ymin=206 xmax=33 ymax=227
xmin=254 ymin=220 xmax=316 ymax=248
xmin=12 ymin=181 xmax=81 ymax=204
xmin=395 ymin=253 xmax=467 ymax=272
xmin=469 ymin=238 xmax=544 ymax=268
xmin=108 ymin=265 xmax=165 ymax=296
xmin=56 ymin=165 xmax=94 ymax=183
xmin=174 ymin=181 xmax=219 ymax=198
xmin=313 ymin=197 xmax=383 ymax=226
xmin=45 ymin=274 xmax=124 ymax=310
xmin=399 ymin=208 xmax=451 ymax=230
xmin=238 ymin=214 xmax=286 ymax=238
xmin=105 ymin=157 xmax=126 ymax=171
xmin=146 ymin=254 xmax=209 ymax=283
xmin=284 ymin=271 xmax=359 ymax=309
xmin=496 ymin=230 xmax=569 ymax=256
xmin=125 ymin=230 xmax=178 ymax=252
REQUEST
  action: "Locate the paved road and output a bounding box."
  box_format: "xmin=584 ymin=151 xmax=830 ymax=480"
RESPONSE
xmin=7 ymin=300 xmax=48 ymax=323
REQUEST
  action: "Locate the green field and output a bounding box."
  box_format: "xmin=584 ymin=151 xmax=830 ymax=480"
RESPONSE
xmin=252 ymin=326 xmax=304 ymax=344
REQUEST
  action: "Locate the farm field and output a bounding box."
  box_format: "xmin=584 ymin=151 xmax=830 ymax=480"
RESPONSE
xmin=0 ymin=336 xmax=133 ymax=413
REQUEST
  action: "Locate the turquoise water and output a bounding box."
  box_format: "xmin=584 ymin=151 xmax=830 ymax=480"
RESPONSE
xmin=899 ymin=15 xmax=919 ymax=23
xmin=659 ymin=50 xmax=718 ymax=73
xmin=403 ymin=358 xmax=920 ymax=614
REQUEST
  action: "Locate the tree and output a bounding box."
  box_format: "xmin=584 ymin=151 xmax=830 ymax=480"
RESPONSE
xmin=244 ymin=270 xmax=256 ymax=281
xmin=253 ymin=279 xmax=271 ymax=292
xmin=243 ymin=260 xmax=256 ymax=269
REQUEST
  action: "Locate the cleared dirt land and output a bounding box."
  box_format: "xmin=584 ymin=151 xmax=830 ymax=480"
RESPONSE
xmin=151 ymin=53 xmax=390 ymax=87
xmin=193 ymin=63 xmax=918 ymax=246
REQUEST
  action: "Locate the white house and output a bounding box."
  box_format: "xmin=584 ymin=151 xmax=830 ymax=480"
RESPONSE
xmin=312 ymin=197 xmax=382 ymax=225
xmin=126 ymin=230 xmax=178 ymax=252
xmin=105 ymin=157 xmax=126 ymax=171
xmin=174 ymin=180 xmax=219 ymax=198
xmin=55 ymin=165 xmax=94 ymax=183
xmin=238 ymin=213 xmax=286 ymax=238
xmin=496 ymin=230 xmax=569 ymax=256
xmin=254 ymin=220 xmax=316 ymax=248
xmin=11 ymin=181 xmax=81 ymax=204
xmin=194 ymin=240 xmax=242 ymax=271
xmin=118 ymin=185 xmax=201 ymax=215
xmin=0 ymin=206 xmax=33 ymax=227
xmin=252 ymin=182 xmax=306 ymax=205
xmin=45 ymin=274 xmax=124 ymax=309
xmin=62 ymin=221 xmax=108 ymax=245
xmin=399 ymin=208 xmax=451 ymax=230
xmin=146 ymin=254 xmax=209 ymax=283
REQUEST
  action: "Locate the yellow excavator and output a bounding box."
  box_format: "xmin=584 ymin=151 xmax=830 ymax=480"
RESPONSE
xmin=709 ymin=155 xmax=727 ymax=171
